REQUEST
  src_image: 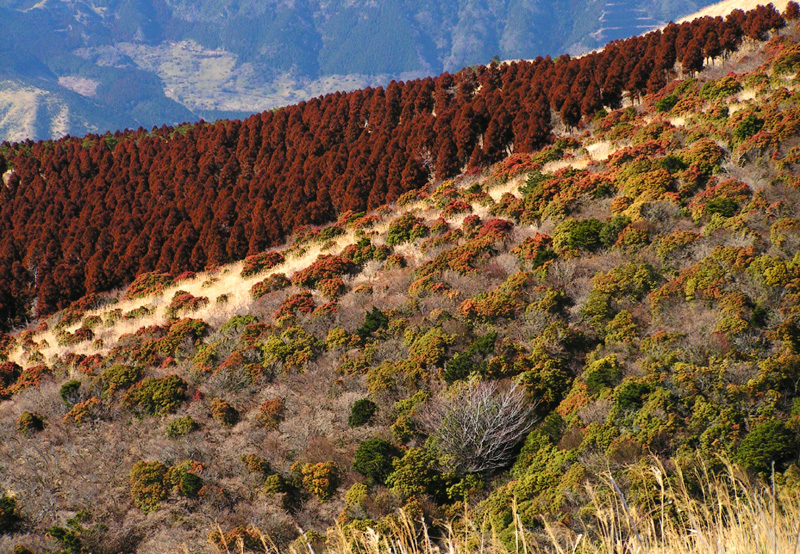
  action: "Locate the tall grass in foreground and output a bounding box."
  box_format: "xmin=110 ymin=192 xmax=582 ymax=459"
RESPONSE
xmin=211 ymin=460 xmax=800 ymax=554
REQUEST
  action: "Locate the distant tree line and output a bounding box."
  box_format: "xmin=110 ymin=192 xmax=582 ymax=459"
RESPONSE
xmin=0 ymin=4 xmax=790 ymax=329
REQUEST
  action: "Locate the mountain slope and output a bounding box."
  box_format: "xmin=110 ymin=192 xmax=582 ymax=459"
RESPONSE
xmin=1 ymin=6 xmax=800 ymax=553
xmin=0 ymin=4 xmax=788 ymax=331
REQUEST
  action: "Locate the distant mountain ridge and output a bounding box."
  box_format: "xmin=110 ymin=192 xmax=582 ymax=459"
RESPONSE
xmin=0 ymin=0 xmax=718 ymax=142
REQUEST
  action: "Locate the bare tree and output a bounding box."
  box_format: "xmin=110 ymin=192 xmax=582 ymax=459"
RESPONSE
xmin=421 ymin=380 xmax=538 ymax=475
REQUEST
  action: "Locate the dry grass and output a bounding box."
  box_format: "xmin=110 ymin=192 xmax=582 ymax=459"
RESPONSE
xmin=223 ymin=459 xmax=800 ymax=554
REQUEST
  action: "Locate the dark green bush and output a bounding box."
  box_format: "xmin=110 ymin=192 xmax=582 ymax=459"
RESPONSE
xmin=442 ymin=332 xmax=497 ymax=383
xmin=519 ymin=171 xmax=551 ymax=197
xmin=615 ymin=380 xmax=652 ymax=411
xmin=353 ymin=437 xmax=401 ymax=485
xmin=348 ymin=398 xmax=377 ymax=427
xmin=599 ymin=215 xmax=631 ymax=247
xmin=734 ymin=113 xmax=764 ymax=140
xmin=554 ymin=218 xmax=605 ymax=251
xmin=655 ymin=94 xmax=679 ymax=112
xmin=165 ymin=461 xmax=203 ymax=498
xmin=442 ymin=352 xmax=475 ymax=383
xmin=737 ymin=420 xmax=798 ymax=473
xmin=386 ymin=213 xmax=429 ymax=245
xmin=661 ymin=154 xmax=688 ymax=173
xmin=17 ymin=411 xmax=44 ymax=435
xmin=705 ymin=197 xmax=739 ymax=217
xmin=357 ymin=307 xmax=389 ymax=341
xmin=220 ymin=314 xmax=258 ymax=334
xmin=585 ymin=356 xmax=623 ymax=393
xmin=60 ymin=380 xmax=82 ymax=406
xmin=46 ymin=526 xmax=84 ymax=554
xmin=0 ymin=495 xmax=20 ymax=533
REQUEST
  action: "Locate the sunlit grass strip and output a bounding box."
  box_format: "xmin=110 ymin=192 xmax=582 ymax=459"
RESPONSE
xmin=230 ymin=459 xmax=800 ymax=554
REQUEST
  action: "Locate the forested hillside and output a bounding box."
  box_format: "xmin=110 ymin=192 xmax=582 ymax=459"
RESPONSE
xmin=0 ymin=4 xmax=788 ymax=331
xmin=1 ymin=4 xmax=800 ymax=553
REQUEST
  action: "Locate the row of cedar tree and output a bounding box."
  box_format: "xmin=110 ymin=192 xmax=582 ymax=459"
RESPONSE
xmin=0 ymin=4 xmax=792 ymax=329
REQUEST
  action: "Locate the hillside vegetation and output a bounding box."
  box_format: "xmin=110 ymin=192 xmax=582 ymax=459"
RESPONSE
xmin=2 ymin=3 xmax=800 ymax=553
xmin=0 ymin=4 xmax=788 ymax=329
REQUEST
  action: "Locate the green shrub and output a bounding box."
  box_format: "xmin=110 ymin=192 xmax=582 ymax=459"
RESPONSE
xmin=737 ymin=420 xmax=798 ymax=473
xmin=46 ymin=525 xmax=85 ymax=554
xmin=661 ymin=154 xmax=688 ymax=173
xmin=615 ymin=380 xmax=652 ymax=411
xmin=123 ymin=375 xmax=188 ymax=416
xmin=408 ymin=327 xmax=453 ymax=368
xmin=357 ymin=307 xmax=389 ymax=341
xmin=220 ymin=314 xmax=258 ymax=334
xmin=655 ymin=94 xmax=679 ymax=112
xmin=700 ymin=76 xmax=742 ymax=99
xmin=553 ymin=218 xmax=604 ymax=252
xmin=386 ymin=448 xmax=443 ymax=500
xmin=391 ymin=391 xmax=429 ymax=443
xmin=17 ymin=411 xmax=44 ymax=435
xmin=101 ymin=364 xmax=141 ymax=392
xmin=519 ymin=171 xmax=552 ymax=197
xmin=348 ymin=398 xmax=377 ymax=427
xmin=584 ymin=355 xmax=623 ymax=393
xmin=681 ymin=138 xmax=724 ymax=175
xmin=734 ymin=113 xmax=765 ymax=140
xmin=60 ymin=380 xmax=82 ymax=406
xmin=599 ymin=215 xmax=631 ymax=247
xmin=442 ymin=352 xmax=475 ymax=383
xmin=353 ymin=437 xmax=401 ymax=485
xmin=166 ymin=415 xmax=198 ymax=438
xmin=442 ymin=332 xmax=497 ymax=383
xmin=386 ymin=213 xmax=429 ymax=245
xmin=261 ymin=326 xmax=321 ymax=370
xmin=705 ymin=197 xmax=739 ymax=217
xmin=774 ymin=43 xmax=800 ymax=74
xmin=130 ymin=461 xmax=168 ymax=512
xmin=165 ymin=461 xmax=203 ymax=498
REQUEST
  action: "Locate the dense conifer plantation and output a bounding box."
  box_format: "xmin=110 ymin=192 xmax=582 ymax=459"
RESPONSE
xmin=0 ymin=5 xmax=786 ymax=329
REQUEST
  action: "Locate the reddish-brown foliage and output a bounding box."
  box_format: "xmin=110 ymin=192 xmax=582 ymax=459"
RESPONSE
xmin=0 ymin=6 xmax=783 ymax=329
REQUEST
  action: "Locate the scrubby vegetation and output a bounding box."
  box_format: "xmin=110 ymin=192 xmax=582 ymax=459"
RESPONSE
xmin=1 ymin=5 xmax=800 ymax=553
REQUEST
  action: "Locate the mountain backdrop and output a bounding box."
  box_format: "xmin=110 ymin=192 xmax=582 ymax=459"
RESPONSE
xmin=0 ymin=0 xmax=719 ymax=142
